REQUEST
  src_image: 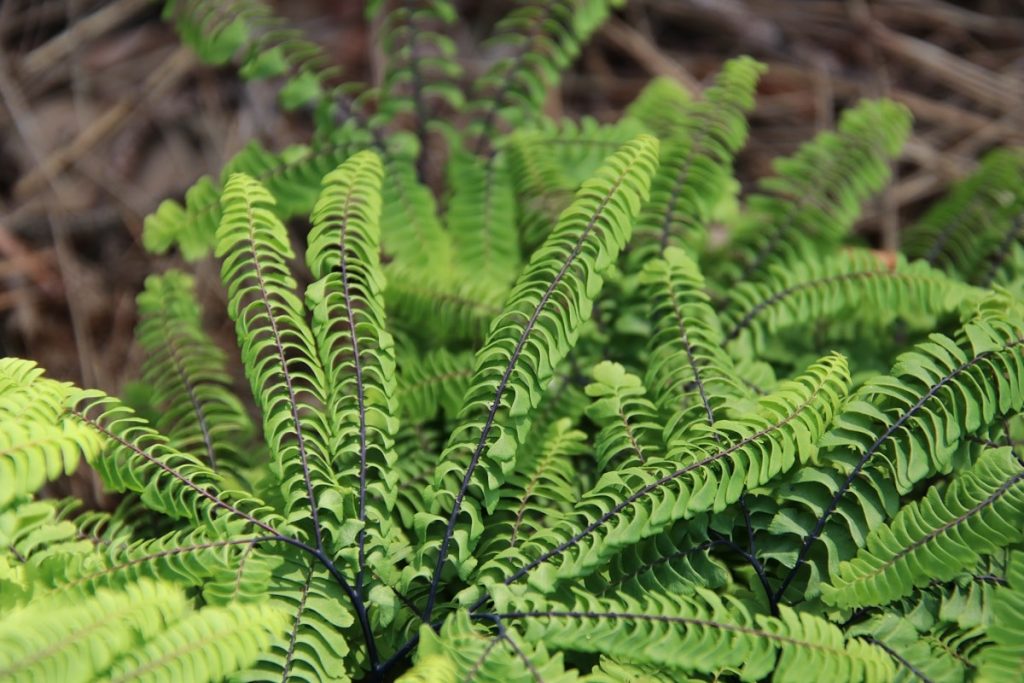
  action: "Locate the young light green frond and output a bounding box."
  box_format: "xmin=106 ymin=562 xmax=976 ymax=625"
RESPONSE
xmin=483 ymin=354 xmax=850 ymax=591
xmin=395 ymin=653 xmax=457 ymax=683
xmin=415 ymin=610 xmax=579 ymax=683
xmin=31 ymin=522 xmax=271 ymax=605
xmin=445 ymin=150 xmax=520 ymax=285
xmin=216 ymin=172 xmax=340 ymax=548
xmin=622 ymin=75 xmax=692 ymax=139
xmin=0 ymin=358 xmax=75 ymax=424
xmin=491 ymin=587 xmax=896 ymax=682
xmin=135 ymin=270 xmax=256 ymax=477
xmin=103 ymin=598 xmax=286 ymax=683
xmin=503 ymin=128 xmax=575 ymax=252
xmin=640 ymin=247 xmax=745 ymax=446
xmin=71 ymin=390 xmax=279 ymax=533
xmin=0 ymin=579 xmax=188 ymax=683
xmin=0 ymin=418 xmax=100 ymax=509
xmin=629 ymin=56 xmax=764 ymax=263
xmin=585 ymin=361 xmax=664 ymax=472
xmin=822 ymin=447 xmax=1024 ymax=609
xmin=903 ymin=147 xmax=1024 ymax=283
xmin=721 ymin=249 xmax=977 ymax=354
xmin=416 ymin=135 xmax=659 ymax=597
xmin=719 ymin=99 xmax=911 ymax=285
xmin=397 ymin=347 xmax=476 ymax=424
xmin=304 ymin=150 xmax=400 ymax=582
xmin=976 ymin=551 xmax=1024 ymax=681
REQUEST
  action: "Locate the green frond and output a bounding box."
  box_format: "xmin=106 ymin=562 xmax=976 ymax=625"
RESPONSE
xmin=475 ymin=418 xmax=588 ymax=570
xmin=823 ymin=447 xmax=1024 ymax=609
xmin=143 ymin=133 xmax=373 ymax=261
xmin=415 ymin=609 xmax=579 ymax=682
xmin=903 ymin=147 xmax=1024 ymax=284
xmin=492 ymin=587 xmax=896 ymax=682
xmin=585 ymin=361 xmax=663 ymax=472
xmin=0 ymin=357 xmax=76 ymax=424
xmin=216 ymin=172 xmax=341 ymax=546
xmin=718 ymin=99 xmax=911 ymax=285
xmin=622 ymin=75 xmax=692 ymax=139
xmin=721 ymin=249 xmax=976 ymax=354
xmin=384 ymin=261 xmax=505 ymax=344
xmin=510 ymin=117 xmax=644 ymax=189
xmin=392 ymin=423 xmax=442 ymax=532
xmin=503 ymin=127 xmax=575 ymax=252
xmin=0 ymin=416 xmax=101 ymax=508
xmin=846 ymin=614 xmax=968 ymax=683
xmin=233 ymin=560 xmax=357 ymax=682
xmin=304 ymin=150 xmax=400 ymax=579
xmin=395 ymin=654 xmax=457 ymax=683
xmin=464 ymin=0 xmax=618 ymax=147
xmin=103 ymin=597 xmax=286 ymax=683
xmin=629 ymin=56 xmax=764 ymax=263
xmin=372 ymin=0 xmax=463 ymax=131
xmin=482 ymin=353 xmax=849 ymax=591
xmin=584 ymin=655 xmax=692 ymax=682
xmin=0 ymin=579 xmax=188 ymax=683
xmin=380 ymin=153 xmax=453 ymax=271
xmin=976 ymin=551 xmax=1024 ymax=681
xmin=397 ymin=347 xmax=476 ymax=424
xmin=135 ymin=270 xmax=256 ymax=478
xmin=640 ymin=247 xmax=745 ymax=445
xmin=445 ymin=149 xmax=520 ymax=285
xmin=414 ymin=135 xmax=659 ymax=588
xmin=71 ymin=388 xmax=279 ymax=534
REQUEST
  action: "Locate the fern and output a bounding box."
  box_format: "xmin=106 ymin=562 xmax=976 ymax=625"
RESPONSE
xmin=7 ymin=5 xmax=1024 ymax=681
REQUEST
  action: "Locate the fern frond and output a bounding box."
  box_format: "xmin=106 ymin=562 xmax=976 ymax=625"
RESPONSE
xmin=721 ymin=249 xmax=976 ymax=353
xmin=72 ymin=391 xmax=278 ymax=533
xmin=585 ymin=361 xmax=663 ymax=472
xmin=103 ymin=597 xmax=286 ymax=683
xmin=976 ymin=551 xmax=1024 ymax=681
xmin=304 ymin=150 xmax=400 ymax=586
xmin=484 ymin=354 xmax=849 ymax=591
xmin=415 ymin=610 xmax=578 ymax=682
xmin=464 ymin=0 xmax=618 ymax=150
xmin=719 ymin=99 xmax=911 ymax=285
xmin=491 ymin=587 xmax=896 ymax=682
xmin=135 ymin=270 xmax=256 ymax=477
xmin=903 ymin=147 xmax=1024 ymax=283
xmin=503 ymin=128 xmax=575 ymax=253
xmin=629 ymin=56 xmax=763 ymax=263
xmin=445 ymin=149 xmax=520 ymax=285
xmin=397 ymin=347 xmax=476 ymax=424
xmin=0 ymin=579 xmax=187 ymax=683
xmin=622 ymin=75 xmax=692 ymax=139
xmin=0 ymin=418 xmax=101 ymax=509
xmin=511 ymin=117 xmax=644 ymax=189
xmin=0 ymin=357 xmax=75 ymax=424
xmin=412 ymin=136 xmax=659 ymax=606
xmin=380 ymin=153 xmax=453 ymax=271
xmin=216 ymin=172 xmax=340 ymax=549
xmin=372 ymin=0 xmax=464 ymax=135
xmin=822 ymin=447 xmax=1024 ymax=608
xmin=846 ymin=614 xmax=967 ymax=683
xmin=640 ymin=247 xmax=745 ymax=445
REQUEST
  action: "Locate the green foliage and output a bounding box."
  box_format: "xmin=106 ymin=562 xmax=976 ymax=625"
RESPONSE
xmin=4 ymin=3 xmax=1024 ymax=682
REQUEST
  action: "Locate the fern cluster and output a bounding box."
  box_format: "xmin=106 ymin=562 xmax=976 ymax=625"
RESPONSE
xmin=3 ymin=1 xmax=1024 ymax=682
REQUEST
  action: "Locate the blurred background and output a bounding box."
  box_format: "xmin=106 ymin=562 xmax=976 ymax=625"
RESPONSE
xmin=1 ymin=0 xmax=1022 ymax=397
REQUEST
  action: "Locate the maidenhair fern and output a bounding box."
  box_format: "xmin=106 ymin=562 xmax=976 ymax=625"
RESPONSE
xmin=3 ymin=2 xmax=1024 ymax=682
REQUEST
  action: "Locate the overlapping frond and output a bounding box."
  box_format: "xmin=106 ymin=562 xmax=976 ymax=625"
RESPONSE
xmin=976 ymin=551 xmax=1024 ymax=681
xmin=629 ymin=56 xmax=763 ymax=263
xmin=719 ymin=99 xmax=911 ymax=285
xmin=480 ymin=354 xmax=849 ymax=590
xmin=585 ymin=361 xmax=663 ymax=472
xmin=823 ymin=447 xmax=1024 ymax=608
xmin=397 ymin=347 xmax=476 ymax=424
xmin=622 ymin=76 xmax=691 ymax=139
xmin=412 ymin=135 xmax=659 ymax=598
xmin=217 ymin=172 xmax=340 ymax=547
xmin=491 ymin=587 xmax=896 ymax=682
xmin=721 ymin=249 xmax=976 ymax=353
xmin=903 ymin=148 xmax=1024 ymax=284
xmin=304 ymin=150 xmax=400 ymax=581
xmin=135 ymin=270 xmax=255 ymax=477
